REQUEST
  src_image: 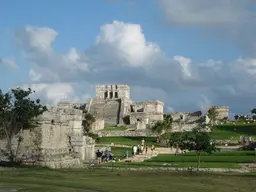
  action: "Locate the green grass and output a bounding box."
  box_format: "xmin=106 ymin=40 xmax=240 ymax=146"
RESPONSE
xmin=149 ymin=155 xmax=256 ymax=163
xmin=0 ymin=168 xmax=255 ymax=192
xmin=98 ymin=136 xmax=164 ymax=146
xmin=110 ymin=146 xmax=128 ymax=159
xmin=212 ymin=124 xmax=256 ymax=140
xmin=180 ymin=151 xmax=255 ymax=156
xmin=98 ymin=162 xmax=241 ymax=168
xmin=104 ymin=126 xmax=127 ymax=131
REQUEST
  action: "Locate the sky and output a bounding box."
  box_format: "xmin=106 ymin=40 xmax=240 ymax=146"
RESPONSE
xmin=1 ymin=0 xmax=256 ymax=116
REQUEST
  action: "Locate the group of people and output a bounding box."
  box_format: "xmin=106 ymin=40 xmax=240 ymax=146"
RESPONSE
xmin=131 ymin=138 xmax=155 ymax=157
xmin=239 ymin=135 xmax=254 ymax=145
xmin=95 ymin=149 xmax=113 ymax=164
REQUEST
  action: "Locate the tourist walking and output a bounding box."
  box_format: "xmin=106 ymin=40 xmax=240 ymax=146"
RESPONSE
xmin=96 ymin=150 xmax=102 ymax=164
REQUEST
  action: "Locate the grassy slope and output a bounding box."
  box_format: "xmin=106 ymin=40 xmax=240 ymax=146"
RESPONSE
xmin=100 ymin=151 xmax=255 ymax=169
xmin=149 ymin=155 xmax=256 ymax=163
xmin=104 ymin=126 xmax=127 ymax=131
xmin=98 ymin=124 xmax=256 ymax=146
xmin=100 ymin=162 xmax=241 ymax=168
xmin=98 ymin=136 xmax=162 ymax=146
xmin=0 ymin=168 xmax=255 ymax=192
xmin=212 ymin=123 xmax=256 ymax=140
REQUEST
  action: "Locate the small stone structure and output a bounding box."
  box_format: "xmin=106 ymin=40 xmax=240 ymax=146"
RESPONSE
xmin=168 ymin=111 xmax=204 ymax=132
xmin=86 ymin=84 xmax=164 ymax=128
xmin=206 ymin=106 xmax=229 ymax=124
xmin=0 ymin=101 xmax=99 ymax=168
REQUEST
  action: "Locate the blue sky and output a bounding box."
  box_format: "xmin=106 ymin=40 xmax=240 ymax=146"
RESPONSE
xmin=0 ymin=0 xmax=256 ymax=114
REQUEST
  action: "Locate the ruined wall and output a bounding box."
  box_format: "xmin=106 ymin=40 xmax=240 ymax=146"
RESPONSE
xmin=91 ymin=119 xmax=105 ymax=132
xmin=95 ymin=84 xmax=130 ymax=100
xmin=129 ymin=112 xmax=149 ymax=125
xmin=96 ymin=130 xmax=157 ymax=137
xmin=206 ymin=106 xmax=229 ymax=124
xmin=0 ymin=101 xmax=98 ymax=168
xmin=88 ymin=98 xmax=121 ymax=126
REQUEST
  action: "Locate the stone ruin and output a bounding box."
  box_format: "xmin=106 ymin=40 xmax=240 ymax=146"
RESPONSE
xmin=86 ymin=84 xmax=164 ymax=130
xmin=206 ymin=106 xmax=229 ymax=124
xmin=0 ymin=83 xmax=231 ymax=168
xmin=0 ymin=102 xmax=100 ymax=168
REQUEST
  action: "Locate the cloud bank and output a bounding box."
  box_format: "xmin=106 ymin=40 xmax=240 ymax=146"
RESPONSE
xmin=11 ymin=9 xmax=256 ymax=114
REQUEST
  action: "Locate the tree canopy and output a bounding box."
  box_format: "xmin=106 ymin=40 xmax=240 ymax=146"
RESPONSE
xmin=169 ymin=128 xmax=218 ymax=171
xmin=0 ymin=88 xmax=47 ymax=163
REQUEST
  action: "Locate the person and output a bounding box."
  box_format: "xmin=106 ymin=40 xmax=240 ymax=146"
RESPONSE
xmin=141 ymin=138 xmax=145 ymax=146
xmin=239 ymin=135 xmax=242 ymax=145
xmin=145 ymin=145 xmax=148 ymax=154
xmin=133 ymin=145 xmax=137 ymax=157
xmin=249 ymin=136 xmax=252 ymax=144
xmin=151 ymin=145 xmax=155 ymax=154
xmin=243 ymin=136 xmax=247 ymax=145
xmin=125 ymin=150 xmax=129 ymax=158
xmin=106 ymin=151 xmax=111 ymax=162
xmin=96 ymin=150 xmax=102 ymax=164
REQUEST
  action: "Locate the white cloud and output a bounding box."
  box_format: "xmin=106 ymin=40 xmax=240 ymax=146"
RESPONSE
xmin=20 ymin=83 xmax=91 ymax=105
xmin=11 ymin=20 xmax=256 ymax=113
xmin=0 ymin=58 xmax=18 ymax=69
xmin=96 ymin=20 xmax=160 ymax=67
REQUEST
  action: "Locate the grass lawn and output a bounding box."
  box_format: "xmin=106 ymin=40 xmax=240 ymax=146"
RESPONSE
xmin=148 ymin=150 xmax=256 ymax=165
xmin=98 ymin=161 xmax=241 ymax=168
xmin=212 ymin=124 xmax=256 ymax=140
xmin=0 ymin=168 xmax=255 ymax=192
xmin=110 ymin=146 xmax=128 ymax=159
xmin=149 ymin=155 xmax=256 ymax=163
xmin=98 ymin=124 xmax=256 ymax=147
xmin=97 ymin=150 xmax=256 ymax=169
xmin=98 ymin=136 xmax=164 ymax=147
xmin=104 ymin=126 xmax=127 ymax=131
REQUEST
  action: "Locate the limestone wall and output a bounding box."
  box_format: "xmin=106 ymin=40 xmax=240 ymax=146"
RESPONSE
xmin=206 ymin=106 xmax=229 ymax=124
xmin=171 ymin=122 xmax=202 ymax=132
xmin=129 ymin=112 xmax=149 ymax=125
xmin=91 ymin=119 xmax=105 ymax=132
xmin=0 ymin=101 xmax=97 ymax=168
xmin=88 ymin=99 xmax=121 ymax=126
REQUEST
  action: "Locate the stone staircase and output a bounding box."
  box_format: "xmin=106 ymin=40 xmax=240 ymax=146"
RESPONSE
xmin=120 ymin=147 xmax=176 ymax=163
xmin=121 ymin=152 xmax=159 ymax=162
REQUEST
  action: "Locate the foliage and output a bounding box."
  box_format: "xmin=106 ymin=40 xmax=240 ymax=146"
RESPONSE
xmin=168 ymin=128 xmax=218 ymax=171
xmin=82 ymin=113 xmax=96 ymax=134
xmin=84 ymin=132 xmax=100 ymax=142
xmin=251 ymin=108 xmax=256 ymax=114
xmin=151 ymin=114 xmax=173 ymax=135
xmin=0 ymin=88 xmax=47 ymax=163
xmin=207 ymin=106 xmax=219 ymax=130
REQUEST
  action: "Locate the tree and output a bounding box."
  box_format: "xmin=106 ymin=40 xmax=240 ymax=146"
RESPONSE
xmin=151 ymin=114 xmax=173 ymax=143
xmin=251 ymin=108 xmax=256 ymax=114
xmin=207 ymin=106 xmax=219 ymax=130
xmin=0 ymin=88 xmax=47 ymax=163
xmin=169 ymin=128 xmax=218 ymax=171
xmin=82 ymin=113 xmax=96 ymax=134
